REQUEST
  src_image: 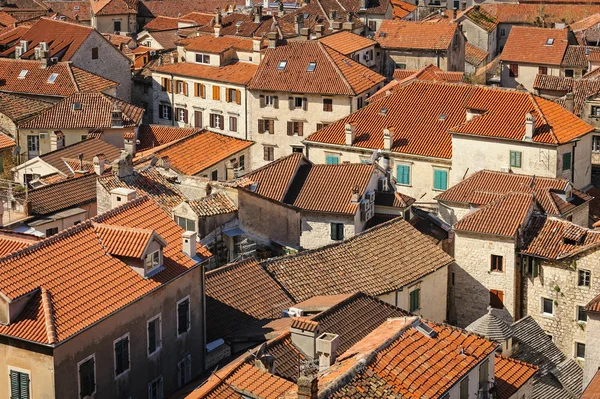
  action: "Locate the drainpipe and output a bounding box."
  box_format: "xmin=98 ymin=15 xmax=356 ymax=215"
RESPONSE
xmin=170 ymin=73 xmax=175 ymax=127
xmin=244 ymin=88 xmax=248 ymax=140
xmin=436 ymin=51 xmax=440 ymax=68
xmin=571 ymin=139 xmax=579 ymax=184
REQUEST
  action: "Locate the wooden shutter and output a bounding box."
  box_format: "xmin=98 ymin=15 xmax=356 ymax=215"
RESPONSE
xmin=490 ymin=290 xmax=504 ymax=309
xmin=298 ymin=122 xmax=303 ymax=136
xmin=259 ymin=95 xmax=265 ymax=108
xmin=288 ymin=97 xmax=294 ymax=110
xmin=210 ymin=114 xmax=215 ymax=128
xmin=287 ymin=122 xmax=293 ymax=136
xmin=236 ymin=89 xmax=241 ymax=105
xmin=183 ymin=82 xmax=188 ymax=96
xmin=213 ymin=85 xmax=220 ymax=100
xmin=264 ymin=146 xmax=269 ymax=160
xmin=183 ymin=109 xmax=188 ymax=124
xmin=269 ymin=120 xmax=275 ymax=134
xmin=194 ymin=83 xmax=199 ymax=97
xmin=258 ymin=119 xmax=265 ymax=133
xmin=200 ymin=84 xmax=205 ymax=98
xmin=274 ymin=96 xmax=279 ymax=109
xmin=225 ymin=88 xmax=230 ymax=103
xmin=161 ymin=78 xmax=167 ymax=91
xmin=123 ymin=337 xmax=130 ymax=371
xmin=148 ymin=321 xmax=156 ymax=353
xmin=195 ymin=111 xmax=202 ymax=128
xmin=302 ymin=97 xmax=308 ymax=111
xmin=166 ymin=79 xmax=172 ymax=93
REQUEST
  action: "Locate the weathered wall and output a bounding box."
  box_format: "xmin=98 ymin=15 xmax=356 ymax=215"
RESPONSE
xmin=584 ymin=314 xmax=600 ymax=387
xmin=0 ymin=339 xmax=54 ymax=398
xmin=501 ymin=62 xmax=560 ymax=91
xmin=299 ymin=213 xmax=356 ymax=249
xmin=395 ymin=265 xmax=449 ymax=322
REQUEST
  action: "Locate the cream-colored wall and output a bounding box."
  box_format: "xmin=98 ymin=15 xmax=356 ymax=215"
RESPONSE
xmin=14 ymin=158 xmax=60 ymax=184
xmin=452 ymin=232 xmax=518 ymax=327
xmin=30 ymin=207 xmax=94 ymax=237
xmin=460 ymin=19 xmax=496 ymax=59
xmin=0 ymin=342 xmax=54 ymax=399
xmin=299 ymin=213 xmax=356 ymax=249
xmin=152 ymin=70 xmax=250 ymax=141
xmin=584 ymin=314 xmax=600 ymax=387
xmin=501 ymin=62 xmax=561 ymax=91
xmin=137 ymin=31 xmax=165 ymax=50
xmin=438 ymin=201 xmax=472 ymax=226
xmin=192 ymin=147 xmax=251 ymax=180
xmin=92 ymin=14 xmax=136 ymax=35
xmin=396 ymin=265 xmax=448 ymax=322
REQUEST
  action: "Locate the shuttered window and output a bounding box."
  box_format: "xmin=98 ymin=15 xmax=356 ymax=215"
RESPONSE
xmin=114 ymin=335 xmax=130 ymax=376
xmin=287 ymin=121 xmax=303 ymax=136
xmin=147 ymin=315 xmax=161 ymax=356
xmin=326 ymin=155 xmax=339 ymax=165
xmin=78 ymin=357 xmax=95 ymax=398
xmin=264 ymin=146 xmax=274 ymax=161
xmin=330 ymin=223 xmax=344 ymax=240
xmin=177 ymin=298 xmax=190 ymax=336
xmin=10 ymin=370 xmax=29 ymax=399
xmin=510 ymin=151 xmax=522 ymax=168
xmin=491 ymin=255 xmax=503 ymax=272
xmin=177 ymin=355 xmax=192 ymax=388
xmin=563 ymin=152 xmax=572 ymax=171
xmin=490 ymin=290 xmax=504 ymax=309
xmin=212 ymin=85 xmax=220 ymax=100
xmin=459 ymin=376 xmax=469 ymax=399
xmin=409 ymin=288 xmax=420 ymax=312
xmin=433 ymin=169 xmax=447 ymax=191
xmin=397 ymin=165 xmax=410 ymax=185
xmin=194 ymin=83 xmax=205 ymax=98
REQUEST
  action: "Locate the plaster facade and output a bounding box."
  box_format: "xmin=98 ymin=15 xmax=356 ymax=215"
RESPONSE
xmin=500 ymin=62 xmax=561 ymax=91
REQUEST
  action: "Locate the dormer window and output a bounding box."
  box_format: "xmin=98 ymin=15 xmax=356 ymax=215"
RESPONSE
xmin=277 ymin=61 xmax=287 ymax=70
xmin=546 ymin=38 xmax=554 ymax=46
xmin=47 ymin=73 xmax=58 ymax=83
xmin=73 ymin=102 xmax=82 ymax=111
xmin=307 ymin=62 xmax=317 ymax=72
xmin=145 ymin=250 xmax=161 ymax=274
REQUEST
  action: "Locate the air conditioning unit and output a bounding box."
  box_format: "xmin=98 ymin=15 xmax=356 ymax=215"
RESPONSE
xmin=500 ymin=166 xmax=510 ymax=173
xmin=377 ymin=177 xmax=389 ymax=192
xmin=39 ymin=132 xmax=48 ymax=139
xmin=285 ymin=307 xmax=304 ymax=318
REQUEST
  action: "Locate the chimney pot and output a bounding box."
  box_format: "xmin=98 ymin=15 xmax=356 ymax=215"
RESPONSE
xmin=93 ymin=154 xmax=105 ymax=176
xmin=383 ymin=127 xmax=394 ymax=151
xmin=109 ymin=188 xmax=137 ymax=209
xmin=345 ymin=123 xmax=355 ymax=145
xmin=316 ymin=333 xmax=340 ymax=371
xmin=182 ymin=230 xmax=197 ymax=258
xmin=524 ymin=113 xmax=535 ymax=141
xmin=267 ymin=31 xmax=277 ymax=48
xmin=565 ymin=92 xmax=575 ymax=113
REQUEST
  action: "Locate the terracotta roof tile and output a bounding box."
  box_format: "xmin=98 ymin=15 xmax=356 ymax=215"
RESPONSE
xmin=188 ymin=193 xmax=236 ymax=216
xmin=391 ymin=0 xmax=417 ymax=19
xmin=22 ymin=173 xmax=98 ymax=215
xmin=462 ymin=6 xmax=498 ymax=33
xmin=243 ymin=152 xmax=306 ymax=201
xmin=290 ymin=317 xmax=319 ymax=332
xmin=0 ymin=196 xmax=209 ymax=344
xmin=143 ymin=15 xmax=179 ymax=31
xmin=481 ymin=3 xmax=600 ymax=25
xmin=0 ymin=25 xmax=30 ymax=46
xmin=153 ymin=61 xmax=258 ymax=85
xmin=454 ymin=192 xmax=534 ymax=237
xmin=247 ymin=41 xmax=384 ymax=96
xmin=0 ymin=230 xmax=39 ymax=257
xmin=182 ymin=35 xmax=255 ymax=53
xmin=38 ymin=138 xmax=122 ymax=177
xmin=20 ymin=92 xmax=143 ymax=129
xmin=45 ymin=1 xmax=91 ymax=22
xmin=138 ymin=0 xmax=233 ymax=19
xmin=0 ymin=59 xmax=118 ymax=98
xmin=264 ymin=218 xmax=453 ymax=302
xmin=318 ymin=31 xmax=377 ymax=56
xmin=137 ymin=124 xmax=199 ymax=151
xmin=465 ymin=42 xmax=488 ymax=66
xmin=562 ymin=45 xmax=600 ymax=67
xmin=0 ymin=11 xmax=18 ymax=27
xmin=500 ymin=26 xmax=569 ymax=66
xmin=0 ymin=92 xmax=51 ymax=126
xmin=375 ymin=20 xmax=459 ymax=50
xmin=143 ymin=29 xmax=181 ymax=49
xmin=494 ymin=355 xmax=538 ymax=399
xmin=536 ymin=75 xmax=600 ymax=117
xmin=93 ymin=222 xmax=160 ymax=258
xmin=374 ymin=190 xmax=415 ymax=208
xmin=91 ymin=0 xmax=136 ymax=15
xmin=581 ymin=370 xmax=600 ymax=398
xmin=571 ymin=13 xmax=600 ymax=31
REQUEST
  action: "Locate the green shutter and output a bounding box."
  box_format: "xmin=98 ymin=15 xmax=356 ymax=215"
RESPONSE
xmin=20 ymin=373 xmax=29 ymax=399
xmin=337 ymin=224 xmax=344 ymax=240
xmin=410 ymin=289 xmax=420 ymax=312
xmin=434 ymin=170 xmax=447 ymax=190
xmin=397 ymin=165 xmax=410 ymax=185
xmin=178 ymin=300 xmax=189 ymax=334
xmin=533 ymin=259 xmax=539 ymax=278
xmin=148 ymin=320 xmax=156 ymax=354
xmin=330 ymin=223 xmax=336 ymax=240
xmin=10 ymin=370 xmax=19 ymax=399
xmin=123 ymin=337 xmax=129 ymax=371
xmin=326 ymin=155 xmax=339 ymax=165
xmin=510 ymin=151 xmax=522 ymax=168
xmin=563 ymin=152 xmax=572 ymax=171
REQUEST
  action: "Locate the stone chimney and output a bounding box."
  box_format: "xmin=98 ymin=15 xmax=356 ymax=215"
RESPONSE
xmin=112 ymin=151 xmax=134 ymax=178
xmin=111 ymin=103 xmax=123 ymax=128
xmin=226 ymin=159 xmax=236 ymax=180
xmin=350 ymin=186 xmax=360 ymax=203
xmin=93 ymin=154 xmax=106 ymax=175
xmin=124 ymin=133 xmax=136 ymax=156
xmin=297 ymin=368 xmax=318 ymax=399
xmin=110 ymin=187 xmax=137 ymax=209
xmin=565 ymin=92 xmax=575 ymax=113
xmin=254 ymin=5 xmax=263 ymax=23
xmin=345 ymin=123 xmax=355 ymax=145
xmin=342 ymin=20 xmax=355 ymax=31
xmin=300 ymin=27 xmax=309 ymax=40
xmin=214 ymin=24 xmax=221 ymax=37
xmin=263 ymin=0 xmax=269 ymax=8
xmin=49 ymin=131 xmax=64 ymax=152
xmin=359 ymin=0 xmax=367 ymax=10
xmin=524 ymin=113 xmax=535 ymax=141
xmin=182 ymin=230 xmax=197 ymax=258
xmin=253 ymin=36 xmax=262 ymax=52
xmin=331 ymin=21 xmax=342 ymax=31
xmin=314 ymin=24 xmax=324 ymax=38
xmin=316 ymin=333 xmax=339 ymax=371
xmin=295 ymin=14 xmax=304 ymax=35
xmin=383 ymin=127 xmax=394 ymax=151
xmin=267 ymin=31 xmax=277 ymax=48
xmin=76 ymin=153 xmax=86 ymax=174
xmin=157 ymin=156 xmax=170 ymax=170
xmin=291 ymin=318 xmax=320 ymax=358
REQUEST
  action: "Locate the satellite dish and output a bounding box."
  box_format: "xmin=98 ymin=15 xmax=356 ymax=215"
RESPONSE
xmin=255 ymin=342 xmax=267 ymax=359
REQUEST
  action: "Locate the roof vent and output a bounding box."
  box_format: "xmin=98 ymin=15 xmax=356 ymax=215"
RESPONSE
xmin=379 ymin=32 xmax=386 ymax=37
xmin=380 ymin=108 xmax=388 ymax=115
xmin=439 ymin=113 xmax=447 ymax=121
xmin=316 ymin=333 xmax=340 ymax=371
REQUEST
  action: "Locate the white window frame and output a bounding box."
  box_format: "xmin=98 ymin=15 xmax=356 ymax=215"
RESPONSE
xmin=177 ymin=296 xmax=191 ymax=338
xmin=147 ymin=313 xmax=162 ymax=357
xmin=113 ymin=332 xmax=131 ymax=379
xmin=177 ymin=354 xmax=192 ymax=388
xmin=77 ymin=353 xmax=96 ymax=399
xmin=8 ymin=365 xmax=30 ymax=399
xmin=579 ymin=269 xmax=591 ymax=287
xmin=177 ymin=108 xmax=186 ymax=122
xmin=265 ymin=95 xmax=275 ymax=106
xmin=542 ymin=297 xmax=554 ymax=317
xmin=229 ymin=116 xmax=237 ymax=132
xmin=577 ymin=305 xmax=587 ymax=324
xmin=593 ymin=136 xmax=600 ymax=152
xmin=161 ymin=105 xmax=170 ymax=120
xmin=148 ymin=375 xmax=164 ymax=399
xmin=145 ymin=250 xmax=161 ymax=273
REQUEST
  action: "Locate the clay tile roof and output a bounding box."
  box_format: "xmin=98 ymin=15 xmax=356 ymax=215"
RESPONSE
xmin=374 ymin=20 xmax=459 ymax=50
xmin=0 ymin=230 xmax=39 ymax=257
xmin=0 ymin=11 xmax=17 ymax=27
xmin=93 ymin=222 xmax=163 ymax=258
xmin=581 ymin=370 xmax=600 ymax=399
xmin=495 ymin=355 xmax=538 ymax=399
xmin=20 ymin=92 xmax=144 ymax=129
xmin=182 ymin=35 xmax=255 ymax=53
xmin=533 ymin=74 xmax=574 ymax=92
xmin=153 ymin=61 xmax=258 ymax=85
xmin=38 ymin=138 xmax=122 ymax=177
xmin=481 ymin=3 xmax=600 ymax=25
xmin=143 ymin=15 xmax=179 ymax=31
xmin=0 ymin=196 xmax=210 ymax=344
xmin=290 ymin=317 xmax=319 ymax=332
xmin=180 ymin=12 xmax=214 ymax=26
xmin=247 ymin=41 xmax=384 ymax=96
xmin=44 ymin=2 xmax=91 ymax=23
xmin=137 ymin=124 xmax=199 ymax=151
xmin=147 ymin=130 xmax=252 ymax=176
xmin=23 ymin=173 xmax=98 ymax=215
xmin=463 ymin=6 xmax=498 ymax=32
xmin=1 ymin=18 xmax=93 ymax=61
xmin=264 ymin=218 xmax=453 ymax=302
xmin=243 ymin=152 xmax=306 ymax=201
xmin=91 ymin=0 xmax=136 ymax=15
xmin=466 ymin=307 xmax=514 ymax=342
xmin=143 ymin=29 xmax=180 ymax=50
xmin=205 ymin=258 xmax=294 ymax=342
xmin=454 ymin=192 xmax=534 ymax=237
xmin=188 ymin=193 xmax=237 ymax=216
xmin=138 ymin=0 xmax=232 ymax=19
xmin=0 ymin=92 xmax=52 ymax=125
xmin=0 ymin=59 xmax=118 ymax=98
xmin=318 ymin=31 xmax=377 ymax=56
xmin=571 ymin=13 xmax=600 ymax=31
xmin=391 ymin=0 xmax=417 ymax=19
xmin=500 ymin=26 xmax=569 ymax=66
xmin=0 ymin=25 xmax=30 ymax=46
xmin=562 ymin=45 xmax=600 ymax=67
xmin=465 ymin=42 xmax=489 ymax=66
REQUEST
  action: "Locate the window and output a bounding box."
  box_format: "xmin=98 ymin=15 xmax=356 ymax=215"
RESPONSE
xmin=264 ymin=146 xmax=274 ymax=161
xmin=113 ymin=20 xmax=121 ymax=32
xmin=323 ymin=98 xmax=333 ymax=112
xmin=523 ymin=256 xmax=539 ymax=277
xmin=579 ymin=269 xmax=591 ymax=287
xmin=176 ymin=80 xmax=186 ymax=95
xmin=10 ymin=369 xmax=29 ymax=399
xmin=194 ymin=111 xmax=203 ymax=128
xmin=177 ymin=355 xmax=192 ymax=388
xmin=592 ymin=107 xmax=600 ymax=118
xmin=326 ymin=154 xmax=339 ymax=165
xmin=114 ymin=334 xmax=130 ymax=377
xmin=500 ymin=28 xmax=506 ymax=36
xmin=357 ymin=97 xmax=363 ymax=109
xmin=510 ymin=151 xmax=522 ymax=168
xmin=459 ymin=376 xmax=469 ymax=399
xmin=396 ymin=63 xmax=407 ymax=70
xmin=176 ymin=108 xmax=188 ymax=123
xmin=409 ymin=288 xmax=420 ymax=312
xmin=147 ymin=314 xmax=162 ymax=356
xmin=78 ymin=355 xmax=96 ymax=398
xmin=277 ymin=60 xmax=287 ymax=70
xmin=211 ymin=170 xmax=218 ymax=181
xmin=562 ymin=152 xmax=572 ymax=171
xmin=45 ymin=227 xmax=58 ymax=237
xmin=397 ymin=165 xmax=410 ymax=186
xmin=177 ymin=297 xmax=191 ymax=336
xmin=160 ymin=105 xmax=172 ymax=120
xmin=578 ymin=306 xmax=587 ymax=323
xmin=479 ymin=358 xmax=489 ymax=392
xmin=91 ymin=47 xmax=98 ymax=59
xmin=490 ymin=289 xmax=504 ymax=309
xmin=509 ymin=64 xmax=518 ymax=78
xmin=161 ymin=77 xmax=171 ymax=92
xmin=239 ymin=155 xmax=245 ymax=170
xmin=81 ymin=135 xmax=88 ymax=141
xmin=212 ymin=85 xmax=221 ymax=101
xmin=594 ymin=136 xmax=600 ymax=152
xmin=258 ymin=119 xmax=274 ymax=134
xmin=295 ymin=97 xmax=303 ymax=108
xmin=226 ymin=88 xmax=241 ymax=104
xmin=27 ymin=135 xmax=39 ymax=153
xmin=145 ymin=250 xmax=160 ymax=273
xmin=539 ymin=66 xmax=548 ymax=75
xmin=316 ymin=122 xmax=330 ymax=131
xmin=194 ymin=83 xmax=206 ymax=98
xmin=433 ymin=169 xmax=448 ymax=191
xmin=292 ymin=147 xmax=303 ymax=153
xmin=47 ymin=73 xmax=58 ymax=83
xmin=195 ymin=53 xmax=210 ymax=64
xmin=210 ymin=114 xmax=223 ymax=130
xmin=546 ymin=38 xmax=554 ymax=45
xmin=368 ymin=20 xmax=377 ymax=31
xmin=176 ymin=216 xmax=195 ymax=232
xmin=330 ymin=223 xmax=344 ymax=241
xmin=287 ymin=121 xmax=304 ymax=136
xmin=576 ymin=342 xmax=586 ymax=359
xmin=491 ymin=255 xmax=503 ymax=272
xmin=542 ymin=297 xmax=554 ymax=316
xmin=148 ymin=376 xmax=163 ymax=399
xmin=229 ymin=116 xmax=238 ymax=132
xmin=565 ymin=69 xmax=574 ymax=78
xmin=307 ymin=62 xmax=317 ymax=72
xmin=265 ymin=95 xmax=277 ymax=107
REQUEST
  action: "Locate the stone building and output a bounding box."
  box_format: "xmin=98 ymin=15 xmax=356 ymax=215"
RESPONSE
xmin=90 ymin=0 xmax=137 ymax=35
xmin=454 ymin=5 xmax=498 ymax=63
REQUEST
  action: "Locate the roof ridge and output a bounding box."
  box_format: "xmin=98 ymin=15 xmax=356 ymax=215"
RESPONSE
xmin=22 ymin=172 xmax=97 ymax=194
xmin=41 ymin=287 xmax=57 ymax=344
xmin=529 ymin=93 xmax=559 ymax=144
xmin=66 ymin=62 xmax=81 ymax=93
xmin=321 ymin=43 xmax=356 ymax=96
xmin=455 ymin=191 xmax=533 ymax=228
xmin=93 ymin=195 xmax=151 ymax=223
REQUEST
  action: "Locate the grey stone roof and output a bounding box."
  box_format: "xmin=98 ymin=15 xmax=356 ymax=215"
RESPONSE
xmin=466 ymin=307 xmax=514 ymax=342
xmin=511 ymin=316 xmax=583 ymax=399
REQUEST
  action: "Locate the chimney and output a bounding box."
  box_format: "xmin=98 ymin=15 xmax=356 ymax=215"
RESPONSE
xmin=158 ymin=155 xmax=170 ymax=170
xmin=329 ymin=10 xmax=337 ymax=20
xmin=297 ymin=368 xmax=318 ymax=399
xmin=110 ymin=187 xmax=137 ymax=209
xmin=49 ymin=131 xmax=64 ymax=151
xmin=111 ymin=103 xmax=123 ymax=127
xmin=291 ymin=317 xmax=320 ymax=358
xmin=76 ymin=153 xmax=86 ymax=173
xmin=23 ymin=199 xmax=31 ymax=217
xmin=316 ymin=333 xmax=340 ymax=371
xmin=300 ymin=27 xmax=309 ymax=39
xmin=112 ymin=151 xmax=134 ymax=178
xmin=214 ymin=13 xmax=221 ymax=25
xmin=314 ymin=24 xmax=324 ymax=37
xmin=383 ymin=127 xmax=394 ymax=151
xmin=124 ymin=133 xmax=137 ymax=156
xmin=524 ymin=113 xmax=535 ymax=141
xmin=19 ymin=40 xmax=28 ymax=53
xmin=466 ymin=108 xmax=482 ymax=121
xmin=453 ymin=8 xmax=457 ymax=19
xmin=245 ymin=0 xmax=252 ymax=7
xmin=93 ymin=154 xmax=105 ymax=175
xmin=253 ymin=36 xmax=262 ymax=52
xmin=350 ymin=186 xmax=360 ymax=203
xmin=565 ymin=92 xmax=575 ymax=113
xmin=345 ymin=123 xmax=355 ymax=145
xmin=359 ymin=0 xmax=367 ymax=10
xmin=214 ymin=24 xmax=221 ymax=37
xmin=295 ymin=14 xmax=304 ymax=35
xmin=342 ymin=20 xmax=355 ymax=31
xmin=267 ymin=31 xmax=277 ymax=48
xmin=263 ymin=0 xmax=269 ymax=8
xmin=226 ymin=160 xmax=236 ymax=180
xmin=254 ymin=5 xmax=263 ymax=23
xmin=278 ymin=1 xmax=284 ymax=15
xmin=182 ymin=230 xmax=197 ymax=258
xmin=331 ymin=21 xmax=342 ymax=31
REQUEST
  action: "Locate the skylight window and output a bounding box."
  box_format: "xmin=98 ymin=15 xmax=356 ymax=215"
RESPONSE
xmin=277 ymin=61 xmax=287 ymax=70
xmin=73 ymin=102 xmax=82 ymax=111
xmin=74 ymin=5 xmax=79 ymax=10
xmin=18 ymin=70 xmax=28 ymax=79
xmin=47 ymin=73 xmax=58 ymax=83
xmin=307 ymin=62 xmax=316 ymax=72
xmin=546 ymin=38 xmax=554 ymax=45
xmin=439 ymin=114 xmax=447 ymax=121
xmin=380 ymin=108 xmax=388 ymax=115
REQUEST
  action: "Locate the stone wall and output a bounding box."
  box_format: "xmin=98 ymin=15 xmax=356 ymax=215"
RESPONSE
xmin=584 ymin=314 xmax=600 ymax=387
xmin=299 ymin=213 xmax=356 ymax=250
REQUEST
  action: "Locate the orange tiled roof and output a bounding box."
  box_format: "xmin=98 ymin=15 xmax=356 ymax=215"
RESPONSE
xmin=581 ymin=370 xmax=600 ymax=398
xmin=0 ymin=196 xmax=210 ymax=345
xmin=571 ymin=13 xmax=600 ymax=31
xmin=375 ymin=20 xmax=459 ymax=50
xmin=143 ymin=15 xmax=178 ymax=31
xmin=0 ymin=11 xmax=18 ymax=27
xmin=20 ymin=92 xmax=143 ymax=129
xmin=461 ymin=6 xmax=498 ymax=33
xmin=152 ymin=61 xmax=258 ymax=85
xmin=0 ymin=231 xmax=39 ymax=257
xmin=0 ymin=25 xmax=30 ymax=47
xmin=495 ymin=355 xmax=538 ymax=399
xmin=180 ymin=12 xmax=214 ymax=26
xmin=0 ymin=92 xmax=52 ymax=124
xmin=138 ymin=0 xmax=232 ymax=19
xmin=91 ymin=0 xmax=136 ymax=15
xmin=465 ymin=42 xmax=488 ymax=66
xmin=535 ymin=75 xmax=600 ymax=117
xmin=93 ymin=222 xmax=162 ymax=258
xmin=181 ymin=34 xmax=255 ymax=53
xmin=318 ymin=31 xmax=377 ymax=56
xmin=391 ymin=0 xmax=417 ymax=19
xmin=0 ymin=59 xmax=119 ymax=98
xmin=500 ymin=26 xmax=569 ymax=66
xmin=454 ymin=192 xmax=535 ymax=237
xmin=45 ymin=1 xmax=91 ymax=23
xmin=243 ymin=152 xmax=306 ymax=201
xmin=188 ymin=192 xmax=236 ymax=216
xmin=38 ymin=138 xmax=122 ymax=177
xmin=481 ymin=3 xmax=600 ymax=25
xmin=149 ymin=130 xmax=253 ymax=176
xmin=22 ymin=172 xmax=98 ymax=215
xmin=247 ymin=41 xmax=384 ymax=96
xmin=137 ymin=124 xmax=199 ymax=151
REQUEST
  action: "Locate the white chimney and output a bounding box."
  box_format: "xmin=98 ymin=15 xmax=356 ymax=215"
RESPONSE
xmin=253 ymin=36 xmax=261 ymax=52
xmin=263 ymin=0 xmax=269 ymax=8
xmin=316 ymin=333 xmax=340 ymax=371
xmin=291 ymin=318 xmax=320 ymax=358
xmin=158 ymin=156 xmax=170 ymax=170
xmin=214 ymin=24 xmax=221 ymax=37
xmin=383 ymin=127 xmax=394 ymax=151
xmin=345 ymin=123 xmax=356 ymax=145
xmin=182 ymin=230 xmax=197 ymax=258
xmin=93 ymin=154 xmax=106 ymax=176
xmin=110 ymin=187 xmax=137 ymax=209
xmin=524 ymin=113 xmax=535 ymax=141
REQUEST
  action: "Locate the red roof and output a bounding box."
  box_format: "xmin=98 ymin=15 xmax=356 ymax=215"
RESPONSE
xmin=318 ymin=31 xmax=377 ymax=55
xmin=153 ymin=61 xmax=258 ymax=85
xmin=391 ymin=0 xmax=417 ymax=19
xmin=581 ymin=369 xmax=600 ymax=398
xmin=137 ymin=124 xmax=199 ymax=151
xmin=182 ymin=35 xmax=255 ymax=53
xmin=495 ymin=355 xmax=538 ymax=399
xmin=375 ymin=20 xmax=459 ymax=50
xmin=500 ymin=26 xmax=569 ymax=66
xmin=91 ymin=0 xmax=137 ymax=15
xmin=0 ymin=231 xmax=39 ymax=257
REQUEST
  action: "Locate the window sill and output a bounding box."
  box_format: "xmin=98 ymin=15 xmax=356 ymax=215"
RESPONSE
xmin=177 ymin=330 xmax=190 ymax=340
xmin=115 ymin=369 xmax=130 ymax=380
xmin=490 ymin=270 xmax=504 ymax=274
xmin=432 ymin=188 xmax=447 ymax=192
xmin=148 ymin=346 xmax=162 ymax=358
xmin=541 ymin=313 xmax=554 ymax=319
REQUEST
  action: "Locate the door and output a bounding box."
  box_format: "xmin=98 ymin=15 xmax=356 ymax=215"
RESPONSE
xmin=194 ymin=111 xmax=202 ymax=128
xmin=114 ymin=20 xmax=121 ymax=32
xmin=27 ymin=135 xmax=39 ymax=159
